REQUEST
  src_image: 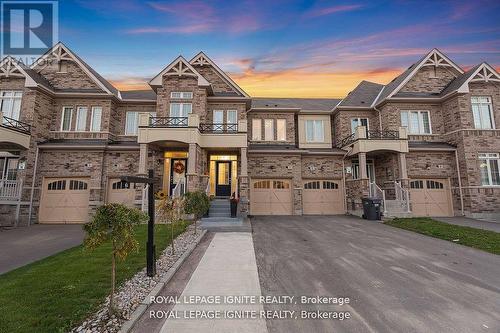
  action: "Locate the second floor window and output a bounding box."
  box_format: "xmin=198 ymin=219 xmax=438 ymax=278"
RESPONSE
xmin=351 ymin=118 xmax=368 ymax=135
xmin=0 ymin=91 xmax=22 ymax=121
xmin=170 ymin=91 xmax=193 ymax=99
xmin=277 ymin=119 xmax=286 ymax=141
xmin=125 ymin=111 xmax=139 ymax=135
xmin=471 ymin=96 xmax=494 ymax=129
xmin=170 ymin=103 xmax=192 ymax=117
xmin=252 ymin=119 xmax=262 ymax=140
xmin=264 ymin=119 xmax=274 ymax=141
xmin=305 ymin=120 xmax=324 ymax=142
xmin=90 ymin=107 xmax=102 ymax=132
xmin=76 ymin=107 xmax=88 ymax=131
xmin=401 ymin=111 xmax=431 ymax=134
xmin=227 ymin=110 xmax=237 ymax=124
xmin=479 ymin=153 xmax=500 ymax=186
xmin=61 ymin=107 xmax=73 ymax=131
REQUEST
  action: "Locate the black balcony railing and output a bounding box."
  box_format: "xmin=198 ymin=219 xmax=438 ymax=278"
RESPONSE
xmin=1 ymin=116 xmax=31 ymax=135
xmin=199 ymin=123 xmax=238 ymax=133
xmin=149 ymin=117 xmax=188 ymax=127
xmin=367 ymin=130 xmax=400 ymax=140
xmin=337 ymin=130 xmax=401 ymax=148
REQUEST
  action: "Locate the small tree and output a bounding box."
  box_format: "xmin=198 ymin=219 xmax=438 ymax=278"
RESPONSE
xmin=184 ymin=191 xmax=210 ymax=234
xmin=156 ymin=195 xmax=184 ymax=255
xmin=83 ymin=203 xmax=147 ymax=314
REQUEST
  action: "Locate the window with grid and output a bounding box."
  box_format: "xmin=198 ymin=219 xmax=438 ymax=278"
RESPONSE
xmin=0 ymin=91 xmax=22 ymax=121
xmin=471 ymin=97 xmax=494 ymax=129
xmin=479 ymin=153 xmax=500 ymax=186
xmin=401 ymin=111 xmax=431 ymax=134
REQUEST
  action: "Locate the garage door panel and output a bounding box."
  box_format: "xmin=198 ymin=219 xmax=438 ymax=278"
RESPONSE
xmin=410 ymin=179 xmax=452 ymax=217
xmin=39 ymin=178 xmax=90 ymax=224
xmin=107 ymin=179 xmax=135 ymax=206
xmin=303 ymin=180 xmax=343 ymax=215
xmin=250 ymin=179 xmax=292 ymax=215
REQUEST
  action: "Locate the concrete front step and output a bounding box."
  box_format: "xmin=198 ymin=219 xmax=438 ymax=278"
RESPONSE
xmin=200 ymin=217 xmax=251 ymax=232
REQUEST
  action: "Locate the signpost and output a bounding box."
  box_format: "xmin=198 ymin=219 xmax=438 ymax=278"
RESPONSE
xmin=121 ymin=169 xmax=156 ymax=277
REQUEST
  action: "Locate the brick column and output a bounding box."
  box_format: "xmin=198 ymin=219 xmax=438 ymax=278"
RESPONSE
xmin=138 ymin=143 xmax=148 ymax=175
xmin=238 ymin=147 xmax=249 ymax=216
xmin=398 ymin=152 xmax=408 ymax=180
xmin=187 ymin=143 xmax=197 ymax=192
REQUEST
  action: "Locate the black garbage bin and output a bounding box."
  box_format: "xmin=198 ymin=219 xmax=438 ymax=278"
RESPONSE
xmin=362 ymin=197 xmax=382 ymax=220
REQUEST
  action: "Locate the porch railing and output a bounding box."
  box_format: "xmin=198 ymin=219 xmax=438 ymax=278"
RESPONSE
xmin=0 ymin=179 xmax=22 ymax=200
xmin=394 ymin=181 xmax=411 ymax=213
xmin=369 ymin=181 xmax=386 ymax=215
xmin=1 ymin=116 xmax=31 ymax=135
xmin=337 ymin=132 xmax=356 ymax=148
xmin=367 ymin=130 xmax=399 ymax=140
xmin=172 ymin=178 xmax=186 ymax=198
xmin=149 ymin=117 xmax=188 ymax=127
xmin=199 ymin=123 xmax=238 ymax=133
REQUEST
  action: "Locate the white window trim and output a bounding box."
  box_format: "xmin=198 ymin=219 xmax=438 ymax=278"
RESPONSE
xmin=226 ymin=110 xmax=238 ymax=124
xmin=170 ymin=91 xmax=193 ymax=99
xmin=252 ymin=118 xmax=262 ymax=141
xmin=401 ymin=110 xmax=432 ymax=134
xmin=125 ymin=111 xmax=139 ymax=136
xmin=75 ymin=106 xmax=88 ymax=131
xmin=60 ymin=106 xmax=73 ymax=131
xmin=350 ymin=117 xmax=369 ymax=134
xmin=479 ymin=153 xmax=500 ymax=186
xmin=0 ymin=90 xmax=23 ymax=120
xmin=276 ymin=119 xmax=286 ymax=141
xmin=90 ymin=106 xmax=102 ymax=132
xmin=471 ymin=96 xmax=495 ymax=130
xmin=264 ymin=119 xmax=274 ymax=141
xmin=305 ymin=119 xmax=325 ymax=143
xmin=169 ymin=102 xmax=192 ymax=117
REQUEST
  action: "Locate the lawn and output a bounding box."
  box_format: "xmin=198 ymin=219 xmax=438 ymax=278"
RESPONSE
xmin=0 ymin=221 xmax=191 ymax=333
xmin=385 ymin=218 xmax=500 ymax=255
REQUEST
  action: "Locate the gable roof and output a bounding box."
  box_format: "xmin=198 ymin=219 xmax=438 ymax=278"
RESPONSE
xmin=31 ymin=42 xmax=118 ymax=96
xmin=442 ymin=62 xmax=500 ymax=96
xmin=251 ymin=98 xmax=341 ymax=111
xmin=337 ymin=81 xmax=384 ymax=108
xmin=0 ymin=56 xmax=54 ymax=91
xmin=189 ymin=52 xmax=249 ymax=98
xmin=149 ymin=55 xmax=210 ymax=87
xmin=375 ymin=49 xmax=463 ymax=105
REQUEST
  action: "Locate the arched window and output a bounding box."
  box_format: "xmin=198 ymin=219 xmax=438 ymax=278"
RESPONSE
xmin=254 ymin=180 xmax=270 ymax=189
xmin=69 ymin=180 xmax=88 ymax=190
xmin=273 ymin=180 xmax=290 ymax=189
xmin=304 ymin=181 xmax=320 ymax=189
xmin=410 ymin=180 xmax=424 ymax=189
xmin=48 ymin=180 xmax=66 ymax=191
xmin=426 ymin=180 xmax=444 ymax=189
xmin=112 ymin=180 xmax=130 ymax=190
xmin=323 ymin=181 xmax=339 ymax=190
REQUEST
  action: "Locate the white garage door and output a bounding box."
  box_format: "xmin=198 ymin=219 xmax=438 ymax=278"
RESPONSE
xmin=303 ymin=180 xmax=344 ymax=215
xmin=250 ymin=179 xmax=293 ymax=215
xmin=107 ymin=179 xmax=135 ymax=207
xmin=39 ymin=178 xmax=90 ymax=224
xmin=410 ymin=179 xmax=453 ymax=217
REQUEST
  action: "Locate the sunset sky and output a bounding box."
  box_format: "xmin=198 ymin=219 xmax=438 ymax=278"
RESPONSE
xmin=58 ymin=0 xmax=500 ymax=98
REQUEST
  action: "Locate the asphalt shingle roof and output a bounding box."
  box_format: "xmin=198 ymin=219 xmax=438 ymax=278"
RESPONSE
xmin=338 ymin=81 xmax=384 ymax=107
xmin=120 ymin=90 xmax=157 ymax=100
xmin=251 ymin=98 xmax=341 ymax=111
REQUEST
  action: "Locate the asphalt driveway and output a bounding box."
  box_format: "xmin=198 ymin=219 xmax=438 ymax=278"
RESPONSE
xmin=252 ymin=215 xmax=500 ymax=333
xmin=0 ymin=225 xmax=84 ymax=274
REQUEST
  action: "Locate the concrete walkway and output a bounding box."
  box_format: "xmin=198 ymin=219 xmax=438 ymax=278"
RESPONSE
xmin=0 ymin=224 xmax=84 ymax=274
xmin=434 ymin=216 xmax=500 ymax=233
xmin=159 ymin=233 xmax=267 ymax=333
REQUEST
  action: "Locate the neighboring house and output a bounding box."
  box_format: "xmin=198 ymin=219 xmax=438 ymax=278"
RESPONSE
xmin=0 ymin=44 xmax=499 ymax=225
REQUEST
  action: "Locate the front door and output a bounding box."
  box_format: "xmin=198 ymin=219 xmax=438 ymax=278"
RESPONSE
xmin=170 ymin=158 xmax=187 ymax=195
xmin=215 ymin=161 xmax=231 ymax=196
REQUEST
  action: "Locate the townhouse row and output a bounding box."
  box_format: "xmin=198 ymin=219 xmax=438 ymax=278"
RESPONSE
xmin=0 ymin=43 xmax=499 ymax=225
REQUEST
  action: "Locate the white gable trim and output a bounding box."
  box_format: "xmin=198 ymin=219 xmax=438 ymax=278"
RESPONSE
xmin=30 ymin=42 xmax=113 ymax=95
xmin=386 ymin=49 xmax=464 ymax=99
xmin=0 ymin=56 xmax=38 ymax=87
xmin=457 ymin=63 xmax=500 ymax=93
xmin=149 ymin=56 xmax=210 ymax=87
xmin=189 ymin=52 xmax=250 ymax=97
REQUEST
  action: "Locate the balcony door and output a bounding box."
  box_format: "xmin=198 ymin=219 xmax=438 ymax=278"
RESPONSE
xmin=215 ymin=161 xmax=231 ymax=197
xmin=213 ymin=110 xmax=224 ymax=131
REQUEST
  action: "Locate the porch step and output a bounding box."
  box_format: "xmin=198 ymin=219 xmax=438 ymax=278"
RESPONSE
xmin=384 ymin=200 xmax=412 ymax=218
xmin=200 ymin=217 xmax=251 ymax=232
xmin=208 ymin=199 xmax=231 ymax=218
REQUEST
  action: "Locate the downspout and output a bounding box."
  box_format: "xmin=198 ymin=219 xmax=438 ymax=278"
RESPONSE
xmin=374 ymin=106 xmax=383 ymax=132
xmin=455 ymin=149 xmax=464 ymax=216
xmin=28 ymin=146 xmax=39 ymax=225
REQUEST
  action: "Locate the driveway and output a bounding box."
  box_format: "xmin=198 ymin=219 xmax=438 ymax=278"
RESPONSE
xmin=252 ymin=215 xmax=500 ymax=333
xmin=0 ymin=225 xmax=84 ymax=274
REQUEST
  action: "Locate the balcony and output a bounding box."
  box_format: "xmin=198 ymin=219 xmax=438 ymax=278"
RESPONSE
xmin=0 ymin=115 xmax=31 ymax=149
xmin=138 ymin=113 xmax=247 ymax=148
xmin=338 ymin=126 xmax=408 ymax=155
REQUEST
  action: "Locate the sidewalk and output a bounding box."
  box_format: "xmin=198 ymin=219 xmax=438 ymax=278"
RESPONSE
xmin=159 ymin=232 xmax=267 ymax=333
xmin=434 ymin=217 xmax=500 ymax=233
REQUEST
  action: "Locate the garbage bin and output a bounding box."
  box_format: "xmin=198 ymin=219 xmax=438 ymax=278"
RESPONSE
xmin=362 ymin=197 xmax=382 ymax=220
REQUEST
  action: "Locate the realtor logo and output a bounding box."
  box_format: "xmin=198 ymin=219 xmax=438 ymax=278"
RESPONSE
xmin=1 ymin=1 xmax=58 ymax=58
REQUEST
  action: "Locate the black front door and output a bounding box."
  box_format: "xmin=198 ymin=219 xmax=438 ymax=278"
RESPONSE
xmin=170 ymin=158 xmax=187 ymax=195
xmin=215 ymin=161 xmax=231 ymax=197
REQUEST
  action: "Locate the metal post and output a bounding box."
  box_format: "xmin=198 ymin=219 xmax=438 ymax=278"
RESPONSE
xmin=146 ymin=169 xmax=156 ymax=277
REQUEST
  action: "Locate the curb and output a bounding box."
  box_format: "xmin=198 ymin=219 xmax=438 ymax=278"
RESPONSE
xmin=119 ymin=229 xmax=207 ymax=333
